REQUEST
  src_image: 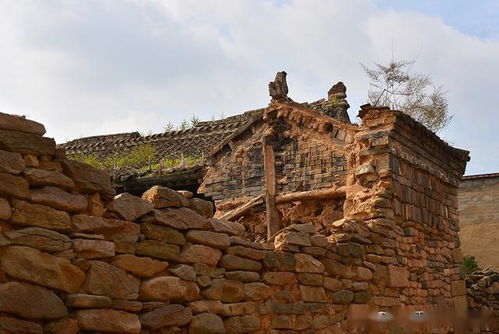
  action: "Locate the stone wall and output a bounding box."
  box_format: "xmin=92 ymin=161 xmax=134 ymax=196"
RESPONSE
xmin=0 ymin=112 xmax=380 ymax=333
xmin=0 ymin=105 xmax=472 ymax=333
xmin=341 ymin=106 xmax=469 ymax=312
xmin=459 ymin=174 xmax=499 ymax=270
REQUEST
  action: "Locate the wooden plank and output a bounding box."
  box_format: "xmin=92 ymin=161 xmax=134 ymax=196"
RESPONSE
xmin=219 ymin=195 xmax=264 ymax=221
xmin=276 ymin=186 xmax=346 ymax=203
xmin=263 ymin=141 xmax=279 ymax=239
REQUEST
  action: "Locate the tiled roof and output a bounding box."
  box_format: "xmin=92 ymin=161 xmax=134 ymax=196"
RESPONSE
xmin=61 ymin=109 xmax=264 ymax=160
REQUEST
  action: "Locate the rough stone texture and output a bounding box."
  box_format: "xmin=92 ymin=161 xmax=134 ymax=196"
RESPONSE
xmin=386 ymin=265 xmax=410 ymax=288
xmin=186 ymin=230 xmax=230 ymax=249
xmin=224 ymin=315 xmax=260 ymax=334
xmin=10 ymin=200 xmax=71 ymax=231
xmin=31 ymin=186 xmax=87 ymax=213
xmin=0 ymin=245 xmax=85 ymax=293
xmin=220 ymin=254 xmax=262 ymax=272
xmin=112 ymin=254 xmax=168 ymax=277
xmin=81 ymin=260 xmax=140 ymax=300
xmin=73 ymin=238 xmax=115 ymax=258
xmin=65 ymin=293 xmax=112 ymax=308
xmin=5 ymin=227 xmax=72 ymax=252
xmin=189 ymin=198 xmax=215 ymax=218
xmin=61 ymin=159 xmax=115 ymax=197
xmin=142 ymin=185 xmax=188 ymax=208
xmin=0 ymin=281 xmax=68 ymax=319
xmin=140 ymin=276 xmax=200 ymax=301
xmin=75 ymin=309 xmax=141 ymax=333
xmin=0 ymin=172 xmax=30 ymax=199
xmin=72 ymin=215 xmax=140 ymax=242
xmin=136 ymin=240 xmax=180 ymax=261
xmin=141 ymin=221 xmax=186 ymax=244
xmin=107 ymin=192 xmax=153 ymax=221
xmin=202 ymin=279 xmax=245 ymax=303
xmin=23 ymin=168 xmax=74 ymax=188
xmin=140 ymin=304 xmax=192 ymax=330
xmin=0 ymin=197 xmax=12 ymax=220
xmin=43 ymin=318 xmax=79 ymax=334
xmin=0 ymin=149 xmax=25 ymax=174
xmin=0 ymin=129 xmax=55 ymax=155
xmin=0 ymin=314 xmax=43 ymax=334
xmin=142 ymin=207 xmax=208 ymax=230
xmin=189 ymin=312 xmax=225 ymax=334
xmin=0 ymin=111 xmax=46 ymax=135
xmin=180 ymin=244 xmax=222 ymax=266
xmin=210 ymin=218 xmax=245 ymax=236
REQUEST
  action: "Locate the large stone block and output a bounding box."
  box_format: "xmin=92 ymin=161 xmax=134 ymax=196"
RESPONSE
xmin=112 ymin=254 xmax=168 ymax=277
xmin=107 ymin=192 xmax=153 ymax=221
xmin=202 ymin=279 xmax=245 ymax=303
xmin=186 ymin=230 xmax=230 ymax=249
xmin=31 ymin=186 xmax=88 ymax=212
xmin=0 ymin=281 xmax=68 ymax=319
xmin=0 ymin=245 xmax=85 ymax=293
xmin=0 ymin=197 xmax=12 ymax=220
xmin=10 ymin=200 xmax=71 ymax=231
xmin=136 ymin=240 xmax=180 ymax=261
xmin=23 ymin=168 xmax=74 ymax=188
xmin=65 ymin=294 xmax=112 ymax=308
xmin=219 ymin=254 xmax=262 ymax=272
xmin=0 ymin=314 xmax=43 ymax=334
xmin=387 ymin=265 xmax=409 ymax=288
xmin=71 ymin=215 xmax=140 ymax=242
xmin=141 ymin=222 xmax=186 ymax=244
xmin=81 ymin=260 xmax=140 ymax=300
xmin=73 ymin=239 xmax=115 ymax=259
xmin=142 ymin=207 xmax=209 ymax=230
xmin=142 ymin=185 xmax=188 ymax=208
xmin=189 ymin=198 xmax=215 ymax=218
xmin=224 ymin=315 xmax=260 ymax=334
xmin=61 ymin=159 xmax=115 ymax=197
xmin=140 ymin=276 xmax=200 ymax=301
xmin=75 ymin=309 xmax=140 ymax=333
xmin=180 ymin=244 xmax=222 ymax=266
xmin=0 ymin=111 xmax=46 ymax=135
xmin=5 ymin=227 xmax=72 ymax=252
xmin=0 ymin=129 xmax=55 ymax=155
xmin=43 ymin=318 xmax=79 ymax=334
xmin=0 ymin=172 xmax=30 ymax=199
xmin=243 ymin=282 xmax=272 ymax=301
xmin=139 ymin=304 xmax=192 ymax=330
xmin=209 ymin=218 xmax=245 ymax=236
xmin=189 ymin=312 xmax=225 ymax=334
xmin=295 ymin=253 xmax=325 ymax=273
xmin=0 ymin=149 xmax=24 ymax=174
xmin=299 ymin=285 xmax=327 ymax=303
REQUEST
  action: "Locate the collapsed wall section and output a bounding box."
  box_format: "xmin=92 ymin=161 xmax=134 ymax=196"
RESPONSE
xmin=339 ymin=106 xmax=469 ymax=312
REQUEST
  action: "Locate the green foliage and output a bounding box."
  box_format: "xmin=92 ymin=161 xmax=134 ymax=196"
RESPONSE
xmin=190 ymin=115 xmax=200 ymax=127
xmin=462 ymin=255 xmax=478 ymax=274
xmin=71 ymin=145 xmax=203 ymax=173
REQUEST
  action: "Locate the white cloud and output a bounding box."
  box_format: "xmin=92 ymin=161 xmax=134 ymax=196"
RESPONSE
xmin=0 ymin=0 xmax=497 ymax=174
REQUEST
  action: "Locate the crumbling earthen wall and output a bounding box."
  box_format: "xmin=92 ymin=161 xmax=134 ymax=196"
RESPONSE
xmin=339 ymin=106 xmax=469 ymax=312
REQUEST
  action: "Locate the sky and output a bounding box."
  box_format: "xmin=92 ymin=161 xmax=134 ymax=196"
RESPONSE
xmin=0 ymin=0 xmax=498 ymax=175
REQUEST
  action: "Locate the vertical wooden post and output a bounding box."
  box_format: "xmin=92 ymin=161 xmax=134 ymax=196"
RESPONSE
xmin=263 ymin=140 xmax=279 ymax=239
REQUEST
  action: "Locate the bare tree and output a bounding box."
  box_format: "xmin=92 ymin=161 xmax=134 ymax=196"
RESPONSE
xmin=362 ymin=58 xmax=452 ymax=132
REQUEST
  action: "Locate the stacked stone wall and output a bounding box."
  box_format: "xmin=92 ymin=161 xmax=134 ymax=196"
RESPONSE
xmin=0 ymin=112 xmax=376 ymax=333
xmin=341 ymin=107 xmax=468 ymax=313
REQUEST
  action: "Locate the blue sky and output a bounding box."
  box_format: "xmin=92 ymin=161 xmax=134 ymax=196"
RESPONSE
xmin=0 ymin=0 xmax=497 ymax=175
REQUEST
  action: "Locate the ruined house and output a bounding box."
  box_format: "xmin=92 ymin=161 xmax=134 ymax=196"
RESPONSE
xmin=1 ymin=73 xmax=497 ymax=333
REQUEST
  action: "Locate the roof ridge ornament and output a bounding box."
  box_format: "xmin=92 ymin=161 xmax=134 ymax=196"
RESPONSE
xmin=268 ymin=71 xmax=289 ymax=101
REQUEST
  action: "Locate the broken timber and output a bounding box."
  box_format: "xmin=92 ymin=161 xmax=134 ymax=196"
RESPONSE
xmin=219 ymin=187 xmax=346 ymax=223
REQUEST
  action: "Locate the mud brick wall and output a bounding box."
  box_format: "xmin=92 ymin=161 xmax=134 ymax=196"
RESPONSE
xmin=340 ymin=106 xmax=469 ymax=313
xmin=201 ymin=120 xmax=349 ymax=205
xmin=0 ymin=112 xmax=376 ymax=333
xmin=459 ymin=175 xmax=499 ymax=270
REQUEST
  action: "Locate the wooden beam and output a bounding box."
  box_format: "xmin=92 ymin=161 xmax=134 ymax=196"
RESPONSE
xmin=219 ymin=195 xmax=264 ymax=221
xmin=276 ymin=186 xmax=346 ymax=203
xmin=263 ymin=141 xmax=279 ymax=239
xmin=218 ymin=187 xmax=346 ymax=222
